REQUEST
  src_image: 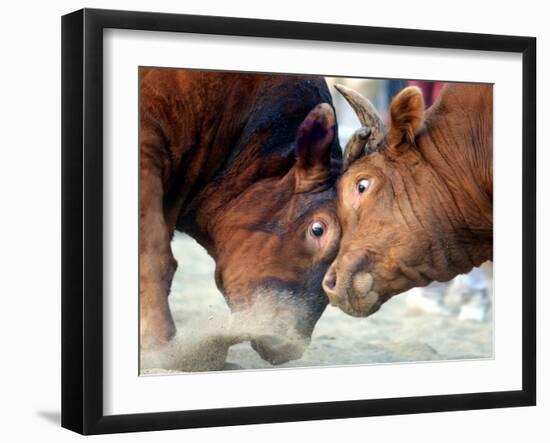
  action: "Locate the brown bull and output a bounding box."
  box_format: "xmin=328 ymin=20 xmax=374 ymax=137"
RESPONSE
xmin=322 ymin=83 xmax=492 ymax=316
xmin=140 ymin=68 xmax=341 ymax=364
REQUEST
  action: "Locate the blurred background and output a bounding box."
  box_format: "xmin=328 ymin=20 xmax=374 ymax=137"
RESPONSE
xmin=145 ymin=77 xmax=493 ymax=374
xmin=326 ymin=77 xmax=443 ymax=148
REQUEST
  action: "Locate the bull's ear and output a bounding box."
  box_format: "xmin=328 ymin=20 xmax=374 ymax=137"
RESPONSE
xmin=388 ymin=86 xmax=425 ymax=154
xmin=294 ymin=103 xmax=335 ymax=191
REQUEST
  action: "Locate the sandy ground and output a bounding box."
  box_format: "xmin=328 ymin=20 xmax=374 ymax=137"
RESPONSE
xmin=141 ymin=233 xmax=493 ymax=374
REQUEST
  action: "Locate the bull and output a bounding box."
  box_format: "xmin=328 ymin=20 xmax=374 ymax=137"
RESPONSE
xmin=322 ymin=83 xmax=492 ymax=317
xmin=140 ymin=69 xmax=341 ymax=364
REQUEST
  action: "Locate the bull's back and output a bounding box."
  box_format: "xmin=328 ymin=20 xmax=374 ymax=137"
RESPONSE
xmin=140 ymin=69 xmax=333 ymax=181
xmin=140 ymin=69 xmax=258 ymax=178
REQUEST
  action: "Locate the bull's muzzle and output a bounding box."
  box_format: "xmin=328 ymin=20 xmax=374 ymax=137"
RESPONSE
xmin=227 ymin=290 xmax=319 ymax=365
xmin=322 ymin=258 xmax=382 ymax=317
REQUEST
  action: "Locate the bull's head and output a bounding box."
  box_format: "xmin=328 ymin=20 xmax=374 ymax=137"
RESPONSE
xmin=212 ymin=103 xmax=341 ymax=364
xmin=323 ymin=84 xmax=491 ymax=317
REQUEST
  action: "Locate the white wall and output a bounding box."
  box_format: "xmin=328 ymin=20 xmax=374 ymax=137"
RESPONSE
xmin=0 ymin=0 xmax=546 ymax=441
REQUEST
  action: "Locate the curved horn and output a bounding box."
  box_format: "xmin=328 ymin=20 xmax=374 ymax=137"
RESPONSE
xmin=335 ymin=84 xmax=386 ymax=168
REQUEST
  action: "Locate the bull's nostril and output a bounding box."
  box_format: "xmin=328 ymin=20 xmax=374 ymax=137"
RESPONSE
xmin=323 ymin=269 xmax=337 ymax=292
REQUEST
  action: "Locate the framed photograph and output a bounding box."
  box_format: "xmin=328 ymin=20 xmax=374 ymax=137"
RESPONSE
xmin=61 ymin=8 xmax=536 ymax=435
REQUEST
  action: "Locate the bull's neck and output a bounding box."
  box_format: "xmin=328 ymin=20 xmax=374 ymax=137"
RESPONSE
xmin=416 ymin=100 xmax=493 ymax=270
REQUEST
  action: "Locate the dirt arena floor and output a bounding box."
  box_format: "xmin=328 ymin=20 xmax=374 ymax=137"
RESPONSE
xmin=141 ymin=234 xmax=493 ymax=374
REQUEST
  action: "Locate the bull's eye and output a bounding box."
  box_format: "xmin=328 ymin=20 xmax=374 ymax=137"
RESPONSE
xmin=357 ymin=178 xmax=370 ymax=194
xmin=311 ymin=221 xmax=325 ymax=238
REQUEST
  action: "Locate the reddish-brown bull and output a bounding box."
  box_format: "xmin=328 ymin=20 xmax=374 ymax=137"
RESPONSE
xmin=140 ymin=68 xmax=341 ymax=364
xmin=322 ymin=83 xmax=492 ymax=317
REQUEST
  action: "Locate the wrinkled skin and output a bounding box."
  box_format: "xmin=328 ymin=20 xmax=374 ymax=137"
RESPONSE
xmin=140 ymin=69 xmax=341 ymax=364
xmin=323 ymin=84 xmax=492 ymax=317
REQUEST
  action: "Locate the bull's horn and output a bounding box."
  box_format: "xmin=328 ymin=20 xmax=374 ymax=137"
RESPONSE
xmin=335 ymin=84 xmax=386 ymax=168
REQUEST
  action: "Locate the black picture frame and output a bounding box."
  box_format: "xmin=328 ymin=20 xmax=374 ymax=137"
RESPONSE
xmin=61 ymin=8 xmax=537 ymax=435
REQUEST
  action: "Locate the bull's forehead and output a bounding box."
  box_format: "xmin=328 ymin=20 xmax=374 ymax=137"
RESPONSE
xmin=342 ymin=151 xmax=384 ymax=181
xmin=338 ymin=155 xmax=379 ymax=200
xmin=238 ymin=184 xmax=335 ymax=236
xmin=292 ymin=186 xmax=336 ymax=218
